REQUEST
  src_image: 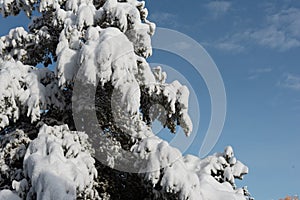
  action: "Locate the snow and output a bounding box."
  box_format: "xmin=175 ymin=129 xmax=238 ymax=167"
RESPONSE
xmin=56 ymin=46 xmax=79 ymax=86
xmin=133 ymin=135 xmax=248 ymax=199
xmin=138 ymin=79 xmax=193 ymax=135
xmin=225 ymin=145 xmax=234 ymax=159
xmin=0 ymin=189 xmax=21 ymax=200
xmin=0 ymin=61 xmax=64 ymax=129
xmin=0 ymin=129 xmax=31 ymax=196
xmin=76 ymin=4 xmax=95 ymax=30
xmin=0 ymin=26 xmax=51 ymax=63
xmin=152 ymin=66 xmax=167 ymax=84
xmin=21 ymin=124 xmax=99 ymax=199
xmin=198 ymin=174 xmax=245 ymax=200
xmin=51 ymin=0 xmax=155 ymax=86
xmin=232 ymin=160 xmax=249 ymax=179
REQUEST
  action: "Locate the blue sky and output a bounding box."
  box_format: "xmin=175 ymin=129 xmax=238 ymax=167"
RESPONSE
xmin=146 ymin=1 xmax=300 ymax=199
xmin=1 ymin=1 xmax=300 ymax=199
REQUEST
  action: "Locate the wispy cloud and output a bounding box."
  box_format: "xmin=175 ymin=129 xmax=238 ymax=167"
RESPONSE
xmin=250 ymin=8 xmax=300 ymax=51
xmin=150 ymin=12 xmax=178 ymax=27
xmin=247 ymin=68 xmax=273 ymax=80
xmin=278 ymin=73 xmax=300 ymax=90
xmin=203 ymin=33 xmax=245 ymax=53
xmin=170 ymin=41 xmax=191 ymax=51
xmin=208 ymin=40 xmax=245 ymax=53
xmin=210 ymin=7 xmax=300 ymax=52
xmin=205 ymin=1 xmax=231 ymax=19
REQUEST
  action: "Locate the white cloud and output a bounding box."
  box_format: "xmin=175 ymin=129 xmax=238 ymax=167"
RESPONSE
xmin=268 ymin=7 xmax=300 ymax=37
xmin=252 ymin=68 xmax=273 ymax=73
xmin=250 ymin=27 xmax=299 ymax=51
xmin=203 ymin=33 xmax=245 ymax=53
xmin=170 ymin=41 xmax=191 ymax=51
xmin=213 ymin=41 xmax=245 ymax=52
xmin=150 ymin=12 xmax=178 ymax=27
xmin=247 ymin=68 xmax=272 ymax=80
xmin=205 ymin=1 xmax=231 ymax=18
xmin=210 ymin=7 xmax=300 ymax=52
xmin=279 ymin=73 xmax=300 ymax=90
xmin=249 ymin=8 xmax=300 ymax=51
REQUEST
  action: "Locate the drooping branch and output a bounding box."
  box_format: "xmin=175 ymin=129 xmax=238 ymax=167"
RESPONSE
xmin=0 ymin=61 xmax=65 ymax=130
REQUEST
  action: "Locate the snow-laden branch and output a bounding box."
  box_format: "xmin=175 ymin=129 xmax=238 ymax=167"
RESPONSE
xmin=17 ymin=124 xmax=99 ymax=199
xmin=132 ymin=135 xmax=249 ymax=200
xmin=0 ymin=26 xmax=58 ymax=66
xmin=0 ymin=61 xmax=64 ymax=129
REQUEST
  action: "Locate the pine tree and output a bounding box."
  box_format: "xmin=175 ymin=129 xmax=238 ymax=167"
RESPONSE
xmin=0 ymin=0 xmax=252 ymax=199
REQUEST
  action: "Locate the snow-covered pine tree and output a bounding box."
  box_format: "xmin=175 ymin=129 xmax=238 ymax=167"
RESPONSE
xmin=0 ymin=0 xmax=253 ymax=199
